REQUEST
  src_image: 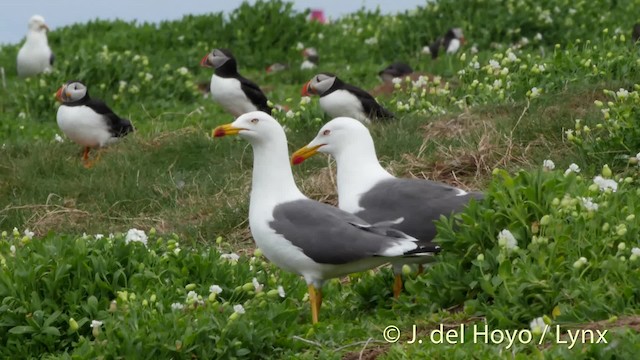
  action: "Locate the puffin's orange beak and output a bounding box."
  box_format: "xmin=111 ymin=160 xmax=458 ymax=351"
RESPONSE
xmin=212 ymin=123 xmax=244 ymax=138
xmin=301 ymin=81 xmax=314 ymax=96
xmin=200 ymin=55 xmax=212 ymax=68
xmin=291 ymin=144 xmax=324 ymax=165
xmin=55 ymin=86 xmax=64 ymax=102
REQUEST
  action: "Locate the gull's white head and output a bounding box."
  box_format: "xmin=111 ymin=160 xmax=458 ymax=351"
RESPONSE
xmin=28 ymin=15 xmax=49 ymax=32
xmin=213 ymin=111 xmax=285 ymax=145
xmin=291 ymin=117 xmax=372 ymax=164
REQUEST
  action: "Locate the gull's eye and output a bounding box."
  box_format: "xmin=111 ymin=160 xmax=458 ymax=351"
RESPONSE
xmin=250 ymin=118 xmax=259 ymax=124
xmin=322 ymin=129 xmax=331 ymax=136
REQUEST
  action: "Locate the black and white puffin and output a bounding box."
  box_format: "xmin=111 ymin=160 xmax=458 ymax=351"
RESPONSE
xmin=17 ymin=15 xmax=54 ymax=77
xmin=301 ymin=47 xmax=319 ymax=70
xmin=200 ymin=48 xmax=272 ymax=116
xmin=55 ymin=80 xmax=134 ymax=168
xmin=378 ymin=62 xmax=414 ymax=82
xmin=301 ymin=73 xmax=394 ymax=124
xmin=423 ymin=28 xmax=465 ymax=59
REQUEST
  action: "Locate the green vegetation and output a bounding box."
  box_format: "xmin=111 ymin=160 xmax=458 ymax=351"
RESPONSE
xmin=1 ymin=0 xmax=640 ymax=358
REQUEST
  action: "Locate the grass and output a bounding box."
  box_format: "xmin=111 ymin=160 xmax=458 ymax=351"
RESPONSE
xmin=2 ymin=0 xmax=640 ymax=358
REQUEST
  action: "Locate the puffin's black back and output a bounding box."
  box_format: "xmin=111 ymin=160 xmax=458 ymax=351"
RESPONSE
xmin=324 ymin=75 xmax=395 ymax=121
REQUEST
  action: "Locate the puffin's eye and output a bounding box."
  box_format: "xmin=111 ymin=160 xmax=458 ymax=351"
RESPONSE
xmin=322 ymin=129 xmax=330 ymax=136
xmin=250 ymin=118 xmax=259 ymax=124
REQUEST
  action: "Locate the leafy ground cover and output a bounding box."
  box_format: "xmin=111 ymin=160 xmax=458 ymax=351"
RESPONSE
xmin=1 ymin=0 xmax=640 ymax=358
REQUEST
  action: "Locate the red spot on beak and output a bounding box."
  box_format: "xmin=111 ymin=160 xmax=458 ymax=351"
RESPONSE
xmin=200 ymin=55 xmax=211 ymax=67
xmin=292 ymin=155 xmax=305 ymax=165
xmin=301 ymin=81 xmax=311 ymax=96
xmin=213 ymin=127 xmax=226 ymax=137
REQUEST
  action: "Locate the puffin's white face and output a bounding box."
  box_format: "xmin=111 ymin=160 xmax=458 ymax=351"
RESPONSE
xmin=201 ymin=48 xmax=231 ymax=69
xmin=303 ymin=73 xmax=336 ymax=96
xmin=291 ymin=117 xmax=369 ymax=164
xmin=213 ymin=111 xmax=283 ymax=145
xmin=56 ymin=81 xmax=87 ymax=103
xmin=28 ymin=15 xmax=49 ymax=32
xmin=451 ymin=28 xmax=464 ymax=39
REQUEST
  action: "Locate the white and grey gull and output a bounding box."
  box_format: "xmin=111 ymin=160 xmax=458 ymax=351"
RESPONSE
xmin=17 ymin=15 xmax=54 ymax=77
xmin=213 ymin=111 xmax=439 ymax=323
xmin=292 ymin=117 xmax=483 ymax=297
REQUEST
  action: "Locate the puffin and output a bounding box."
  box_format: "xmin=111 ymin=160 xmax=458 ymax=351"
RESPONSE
xmin=300 ymin=47 xmax=319 ymax=70
xmin=377 ymin=62 xmax=414 ymax=82
xmin=17 ymin=15 xmax=54 ymax=77
xmin=423 ymin=28 xmax=465 ymax=59
xmin=200 ymin=48 xmax=272 ymax=117
xmin=301 ymin=73 xmax=394 ymax=124
xmin=55 ymin=80 xmax=134 ymax=168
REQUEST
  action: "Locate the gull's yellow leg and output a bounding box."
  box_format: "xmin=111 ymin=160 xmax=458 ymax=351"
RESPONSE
xmin=308 ymin=285 xmax=319 ymax=324
xmin=393 ymin=274 xmax=403 ymax=299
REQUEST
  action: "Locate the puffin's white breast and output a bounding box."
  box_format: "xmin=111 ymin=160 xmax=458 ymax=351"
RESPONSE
xmin=319 ymin=91 xmax=370 ymax=124
xmin=56 ymin=105 xmax=114 ymax=147
xmin=209 ymin=75 xmax=257 ymax=117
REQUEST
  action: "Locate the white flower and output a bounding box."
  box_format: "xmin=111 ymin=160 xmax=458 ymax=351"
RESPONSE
xmin=220 ymin=253 xmax=240 ymax=262
xmin=171 ymin=303 xmax=184 ymax=311
xmin=489 ymin=60 xmax=501 ymax=70
xmin=580 ymin=197 xmax=599 ymax=211
xmin=469 ymin=61 xmax=480 ymax=69
xmin=507 ymin=52 xmax=517 ymax=62
xmin=95 ymin=234 xmax=104 ymax=240
xmin=177 ymin=67 xmax=189 ymax=75
xmin=568 ymin=9 xmax=576 ymax=15
xmin=18 ymin=112 xmax=26 ymax=119
xmin=233 ymin=304 xmax=245 ymax=314
xmin=530 ymin=317 xmax=545 ymax=334
xmin=492 ymin=79 xmax=502 ymax=89
xmin=616 ymin=88 xmax=629 ymax=99
xmin=295 ymin=42 xmax=304 ymax=50
xmin=520 ymin=37 xmax=530 ymax=46
xmin=173 ymin=247 xmax=181 ymax=255
xmin=392 ymin=77 xmax=403 ymax=85
xmin=90 ymin=320 xmax=103 ymax=328
xmin=470 ymin=45 xmax=478 ymax=54
xmin=252 ymin=278 xmax=263 ymax=292
xmin=209 ymin=285 xmax=223 ymax=294
xmin=497 ymin=229 xmax=518 ymax=250
xmin=534 ymin=32 xmax=543 ymax=41
xmin=632 ymin=248 xmax=640 ymax=256
xmin=24 ymin=229 xmax=34 ymax=239
xmin=10 ymin=245 xmax=16 ymax=254
xmin=364 ymin=37 xmax=378 ymax=45
xmin=177 ymin=35 xmax=185 ymax=42
xmin=593 ymin=176 xmax=618 ymax=192
xmin=564 ymin=163 xmax=581 ymax=175
xmin=530 ymin=87 xmax=541 ymax=98
xmin=125 ymin=228 xmax=148 ymax=246
xmin=186 ymin=291 xmax=200 ymax=304
xmin=573 ymin=256 xmax=588 ymax=269
xmin=54 ymin=134 xmax=64 ymax=143
xmin=144 ymin=73 xmax=154 ymax=82
xmin=277 ymin=285 xmax=286 ymax=298
xmin=285 ymin=110 xmax=294 ymax=119
xmin=543 ymin=159 xmax=555 ymax=170
xmin=300 ymin=96 xmax=311 ymax=105
xmin=317 ymin=33 xmax=324 ymax=40
xmin=421 ymin=46 xmax=431 ymax=54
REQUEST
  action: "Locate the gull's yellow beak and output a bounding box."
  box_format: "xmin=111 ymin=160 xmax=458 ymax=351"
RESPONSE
xmin=291 ymin=144 xmax=324 ymax=165
xmin=212 ymin=123 xmax=244 ymax=138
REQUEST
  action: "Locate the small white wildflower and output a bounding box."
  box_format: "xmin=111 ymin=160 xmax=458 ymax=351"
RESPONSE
xmin=10 ymin=245 xmax=16 ymax=254
xmin=18 ymin=112 xmax=26 ymax=119
xmin=317 ymin=33 xmax=324 ymax=40
xmin=177 ymin=67 xmax=189 ymax=75
xmin=220 ymin=253 xmax=240 ymax=262
xmin=252 ymin=278 xmax=264 ymax=292
xmin=233 ymin=304 xmax=245 ymax=314
xmin=520 ymin=37 xmax=530 ymax=46
xmin=24 ymin=229 xmax=34 ymax=239
xmin=470 ymin=45 xmax=478 ymax=54
xmin=285 ymin=110 xmax=294 ymax=119
xmin=95 ymin=234 xmax=104 ymax=240
xmin=534 ymin=32 xmax=543 ymax=41
xmin=177 ymin=35 xmax=185 ymax=42
xmin=580 ymin=197 xmax=599 ymax=211
xmin=507 ymin=52 xmax=517 ymax=62
xmin=392 ymin=77 xmax=403 ymax=85
xmin=593 ymin=176 xmax=618 ymax=192
xmin=530 ymin=317 xmax=545 ymax=334
xmin=54 ymin=134 xmax=64 ymax=143
xmin=543 ymin=159 xmax=555 ymax=170
xmin=173 ymin=247 xmax=181 ymax=255
xmin=171 ymin=303 xmax=184 ymax=311
xmin=300 ymin=96 xmax=311 ymax=105
xmin=489 ymin=59 xmax=501 ymax=69
xmin=209 ymin=285 xmax=223 ymax=294
xmin=492 ymin=79 xmax=503 ymax=89
xmin=144 ymin=73 xmax=154 ymax=82
xmin=530 ymin=87 xmax=541 ymax=98
xmin=90 ymin=320 xmax=103 ymax=328
xmin=186 ymin=291 xmax=199 ymax=304
xmin=125 ymin=228 xmax=148 ymax=246
xmin=277 ymin=285 xmax=286 ymax=298
xmin=421 ymin=46 xmax=431 ymax=54
xmin=616 ymin=88 xmax=629 ymax=99
xmin=564 ymin=163 xmax=580 ymax=175
xmin=364 ymin=36 xmax=378 ymax=45
xmin=497 ymin=229 xmax=518 ymax=250
xmin=295 ymin=42 xmax=304 ymax=50
xmin=632 ymin=248 xmax=640 ymax=256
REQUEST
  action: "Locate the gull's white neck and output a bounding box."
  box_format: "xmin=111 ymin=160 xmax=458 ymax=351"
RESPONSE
xmin=333 ymin=136 xmax=394 ymax=212
xmin=25 ymin=31 xmax=48 ymax=47
xmin=249 ymin=133 xmax=305 ymax=216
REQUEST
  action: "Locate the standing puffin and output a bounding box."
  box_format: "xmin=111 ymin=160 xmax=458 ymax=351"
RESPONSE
xmin=301 ymin=73 xmax=394 ymax=124
xmin=55 ymin=81 xmax=134 ymax=168
xmin=300 ymin=47 xmax=319 ymax=70
xmin=200 ymin=48 xmax=272 ymax=117
xmin=378 ymin=62 xmax=414 ymax=82
xmin=422 ymin=28 xmax=465 ymax=59
xmin=17 ymin=15 xmax=54 ymax=77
